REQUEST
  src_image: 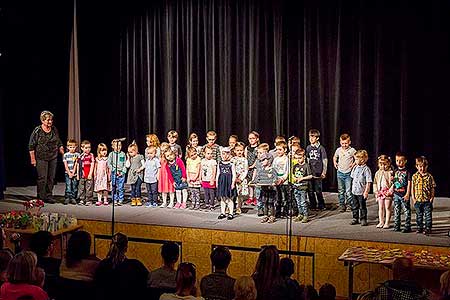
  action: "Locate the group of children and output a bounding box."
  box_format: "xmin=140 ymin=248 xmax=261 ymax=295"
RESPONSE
xmin=61 ymin=129 xmax=436 ymax=233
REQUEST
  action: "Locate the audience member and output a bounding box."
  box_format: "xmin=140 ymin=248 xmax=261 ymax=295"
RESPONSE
xmin=357 ymin=291 xmax=375 ymax=300
xmin=95 ymin=232 xmax=149 ymax=300
xmin=252 ymin=245 xmax=284 ymax=300
xmin=148 ymin=241 xmax=180 ymax=290
xmin=234 ymin=276 xmax=257 ymax=300
xmin=439 ymin=270 xmax=450 ymax=300
xmin=300 ymin=284 xmax=319 ymax=300
xmin=319 ymin=283 xmax=336 ymax=300
xmin=279 ymin=257 xmax=301 ymax=300
xmin=29 ymin=230 xmax=61 ymax=278
xmin=0 ymin=251 xmax=48 ymax=300
xmin=200 ymin=246 xmax=235 ymax=300
xmin=160 ymin=262 xmax=204 ymax=300
xmin=60 ymin=230 xmax=99 ymax=282
xmin=373 ymin=257 xmax=428 ymax=300
xmin=0 ymin=249 xmax=13 ymax=286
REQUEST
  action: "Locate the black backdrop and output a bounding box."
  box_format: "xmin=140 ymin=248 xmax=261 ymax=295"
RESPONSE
xmin=2 ymin=0 xmax=450 ymax=195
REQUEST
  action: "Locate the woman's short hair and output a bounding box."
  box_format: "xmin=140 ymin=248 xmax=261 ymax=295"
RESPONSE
xmin=40 ymin=110 xmax=54 ymax=122
xmin=234 ymin=276 xmax=257 ymax=300
xmin=7 ymin=251 xmax=38 ymax=284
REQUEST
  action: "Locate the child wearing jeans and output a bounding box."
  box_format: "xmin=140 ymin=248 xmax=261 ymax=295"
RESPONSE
xmin=392 ymin=152 xmax=412 ymax=233
xmin=306 ymin=129 xmax=328 ymax=210
xmin=63 ymin=139 xmax=80 ymax=205
xmin=108 ymin=139 xmax=127 ymax=205
xmin=411 ymin=156 xmax=436 ymax=235
xmin=350 ymin=150 xmax=372 ymax=226
xmin=201 ymin=146 xmax=217 ymax=210
xmin=291 ymin=149 xmax=313 ymax=223
xmin=77 ymin=140 xmax=95 ymax=206
xmin=333 ymin=133 xmax=356 ymax=212
xmin=252 ymin=152 xmax=277 ymax=223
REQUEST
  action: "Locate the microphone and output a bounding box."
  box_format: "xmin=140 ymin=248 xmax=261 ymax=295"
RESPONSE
xmin=112 ymin=137 xmax=127 ymax=142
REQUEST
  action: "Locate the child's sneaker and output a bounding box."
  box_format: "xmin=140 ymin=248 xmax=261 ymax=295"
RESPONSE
xmin=361 ymin=219 xmax=368 ymax=226
xmin=245 ymin=197 xmax=253 ymax=205
xmin=145 ymin=201 xmax=152 ymax=207
xmin=235 ymin=208 xmax=242 ymax=215
xmin=117 ymin=201 xmax=123 ymax=206
xmin=268 ymin=216 xmax=276 ymax=223
xmin=78 ymin=200 xmax=85 ymax=206
xmin=160 ymin=203 xmax=167 ymax=208
xmin=180 ymin=203 xmax=187 ymax=209
xmin=261 ymin=216 xmax=269 ymax=223
xmin=252 ymin=198 xmax=258 ymax=205
xmin=350 ymin=219 xmax=359 ymax=225
xmin=301 ymin=216 xmax=308 ymax=223
xmin=95 ymin=201 xmax=103 ymax=206
xmin=227 ymin=214 xmax=234 ymax=220
xmin=423 ymin=228 xmax=431 ymax=235
xmin=294 ymin=215 xmax=303 ymax=222
xmin=103 ymin=200 xmax=109 ymax=205
xmin=257 ymin=208 xmax=264 ymax=216
xmin=218 ymin=214 xmax=227 ymax=219
xmin=402 ymin=228 xmax=412 ymax=233
xmin=136 ymin=198 xmax=143 ymax=206
xmin=174 ymin=203 xmax=181 ymax=209
xmin=85 ymin=201 xmax=92 ymax=206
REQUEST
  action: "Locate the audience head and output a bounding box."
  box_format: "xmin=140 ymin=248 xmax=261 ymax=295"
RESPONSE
xmin=211 ymin=246 xmax=232 ymax=272
xmin=0 ymin=249 xmax=13 ymax=281
xmin=66 ymin=230 xmax=91 ymax=267
xmin=234 ymin=276 xmax=257 ymax=300
xmin=319 ymin=283 xmax=336 ymax=300
xmin=7 ymin=251 xmax=41 ymax=285
xmin=107 ymin=232 xmax=128 ymax=268
xmin=0 ymin=227 xmax=6 ymax=249
xmin=356 ymin=291 xmax=375 ymax=300
xmin=252 ymin=245 xmax=280 ymax=295
xmin=392 ymin=257 xmax=414 ymax=281
xmin=440 ymin=270 xmax=450 ymax=298
xmin=161 ymin=242 xmax=180 ymax=267
xmin=176 ymin=262 xmax=197 ymax=296
xmin=300 ymin=284 xmax=318 ymax=300
xmin=29 ymin=230 xmax=54 ymax=257
xmin=280 ymin=257 xmax=294 ymax=278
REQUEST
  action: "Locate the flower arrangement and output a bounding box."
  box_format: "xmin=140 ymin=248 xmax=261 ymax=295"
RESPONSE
xmin=23 ymin=199 xmax=45 ymax=209
xmin=0 ymin=211 xmax=32 ymax=229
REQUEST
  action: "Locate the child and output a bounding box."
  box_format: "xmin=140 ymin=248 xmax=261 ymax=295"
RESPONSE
xmin=145 ymin=134 xmax=161 ymax=158
xmin=166 ymin=150 xmax=188 ymax=209
xmin=373 ymin=155 xmax=394 ymax=228
xmin=167 ymin=130 xmax=183 ymax=158
xmin=228 ymin=135 xmax=238 ymax=150
xmin=107 ymin=139 xmax=127 ymax=205
xmin=252 ymin=152 xmax=277 ymax=223
xmin=245 ymin=131 xmax=260 ymax=205
xmin=186 ymin=146 xmax=202 ymax=209
xmin=94 ymin=143 xmax=110 ymax=206
xmin=269 ymin=135 xmax=286 ymax=157
xmin=125 ymin=142 xmax=145 ymax=206
xmin=333 ymin=133 xmax=356 ymax=212
xmin=231 ymin=142 xmax=248 ymax=214
xmin=306 ymin=129 xmax=327 ymax=210
xmin=203 ymin=130 xmax=221 ymax=162
xmin=186 ymin=133 xmax=202 ymax=158
xmin=253 ymin=143 xmax=272 ymax=216
xmin=217 ymin=147 xmax=236 ymax=220
xmin=273 ymin=141 xmax=289 ymax=218
xmin=411 ymin=156 xmax=436 ymax=235
xmin=158 ymin=142 xmax=175 ymax=208
xmin=350 ymin=150 xmax=372 ymax=226
xmin=144 ymin=145 xmax=160 ymax=207
xmin=392 ymin=152 xmax=412 ymax=233
xmin=288 ymin=136 xmax=301 ymax=149
xmin=291 ymin=149 xmax=313 ymax=223
xmin=63 ymin=139 xmax=80 ymax=205
xmin=201 ymin=146 xmax=217 ymax=210
xmin=77 ymin=140 xmax=95 ymax=206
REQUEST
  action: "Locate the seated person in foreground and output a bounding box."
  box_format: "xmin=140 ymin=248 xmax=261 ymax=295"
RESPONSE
xmin=200 ymin=246 xmax=235 ymax=300
xmin=160 ymin=262 xmax=204 ymax=300
xmin=148 ymin=241 xmax=180 ymax=290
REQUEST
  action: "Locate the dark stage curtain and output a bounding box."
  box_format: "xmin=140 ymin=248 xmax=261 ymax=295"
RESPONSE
xmin=114 ymin=0 xmax=450 ymax=190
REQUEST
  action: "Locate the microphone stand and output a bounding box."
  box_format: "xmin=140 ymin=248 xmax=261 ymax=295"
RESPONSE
xmin=110 ymin=137 xmax=126 ymax=237
xmin=286 ymin=144 xmax=294 ymax=257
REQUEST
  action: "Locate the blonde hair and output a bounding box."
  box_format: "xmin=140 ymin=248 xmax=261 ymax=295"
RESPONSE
xmin=165 ymin=149 xmax=176 ymax=162
xmin=274 ymin=135 xmax=286 ymax=143
xmin=40 ymin=110 xmax=54 ymax=122
xmin=355 ymin=150 xmax=368 ymax=163
xmin=258 ymin=143 xmax=270 ymax=151
xmin=160 ymin=142 xmax=170 ymax=154
xmin=128 ymin=142 xmax=138 ymax=153
xmin=146 ymin=134 xmax=160 ymax=147
xmin=275 ymin=141 xmax=287 ymax=150
xmin=206 ymin=130 xmax=217 ymax=138
xmin=7 ymin=251 xmax=38 ymax=284
xmin=377 ymin=154 xmax=391 ymax=170
xmin=188 ymin=133 xmax=199 ymax=144
xmin=234 ymin=276 xmax=257 ymax=300
xmin=97 ymin=143 xmax=108 ymax=157
xmin=81 ymin=140 xmax=91 ymax=147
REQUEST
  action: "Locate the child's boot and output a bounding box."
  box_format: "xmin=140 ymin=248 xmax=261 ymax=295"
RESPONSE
xmin=136 ymin=197 xmax=142 ymax=206
xmin=131 ymin=198 xmax=136 ymax=206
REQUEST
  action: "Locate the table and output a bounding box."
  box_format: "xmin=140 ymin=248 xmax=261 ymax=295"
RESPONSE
xmin=5 ymin=224 xmax=83 ymax=258
xmin=338 ymin=246 xmax=450 ymax=300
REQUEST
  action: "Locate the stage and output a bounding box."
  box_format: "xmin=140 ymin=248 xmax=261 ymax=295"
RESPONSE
xmin=1 ymin=183 xmax=449 ymax=247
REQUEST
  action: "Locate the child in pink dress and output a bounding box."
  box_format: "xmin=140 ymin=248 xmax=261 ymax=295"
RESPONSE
xmin=94 ymin=143 xmax=110 ymax=206
xmin=158 ymin=142 xmax=175 ymax=208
